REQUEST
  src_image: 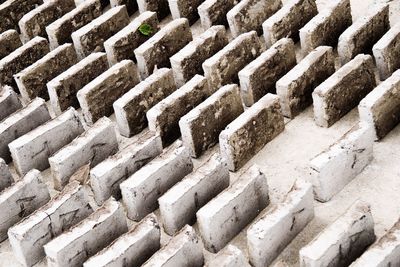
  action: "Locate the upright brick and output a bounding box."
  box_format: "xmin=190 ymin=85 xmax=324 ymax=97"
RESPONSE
xmin=227 ymin=0 xmax=282 ymax=37
xmin=359 ymin=69 xmax=400 ymax=139
xmin=312 ymin=54 xmax=376 ymax=127
xmin=47 ymin=52 xmax=109 ymax=115
xmin=262 ymin=0 xmax=318 ymax=47
xmin=49 ymin=117 xmax=118 ymax=190
xmin=239 ymin=38 xmax=296 ymax=106
xmin=71 ymin=6 xmax=130 ymax=59
xmin=170 ymin=25 xmax=228 ymax=87
xmin=46 ymin=0 xmax=103 ymax=49
xmin=300 ymin=0 xmax=352 ymax=53
xmin=121 ymin=142 xmax=193 ymax=221
xmin=300 ymin=201 xmax=375 ymax=267
xmin=135 ymin=18 xmax=192 ymax=79
xmin=0 ymin=37 xmax=49 ymax=88
xmin=276 ymin=46 xmax=335 ymax=118
xmin=147 ymin=75 xmax=211 ymax=146
xmin=168 ymin=0 xmax=203 ymax=24
xmin=110 ymin=0 xmax=138 ymax=15
xmin=198 ymin=0 xmax=237 ymax=29
xmin=0 ymin=0 xmax=43 ymax=33
xmin=44 ymin=198 xmax=128 ymax=267
xmin=137 ymin=0 xmax=170 ymax=20
xmin=15 ymin=43 xmax=78 ymax=102
xmin=202 ymin=31 xmax=261 ymax=91
xmin=0 ymin=169 xmax=50 ymax=242
xmin=77 ymin=60 xmax=139 ymax=126
xmin=9 ymin=108 xmax=84 ymax=176
xmin=113 ymin=68 xmax=176 ymax=137
xmin=179 ymin=84 xmax=244 ymax=158
xmin=0 ymin=98 xmax=50 ymax=163
xmin=0 ymin=158 xmax=13 ymax=192
xmin=220 ymin=94 xmax=285 ymax=171
xmin=19 ymin=0 xmax=75 ymax=42
xmin=8 ymin=182 xmax=93 ymax=267
xmin=0 ymin=30 xmax=22 ymax=60
xmin=0 ymin=86 xmax=22 ymax=122
xmin=104 ymin=11 xmax=159 ymax=65
xmin=247 ymin=180 xmax=314 ymax=267
xmin=338 ymin=4 xmax=390 ymax=65
xmin=197 ymin=165 xmax=269 ymax=252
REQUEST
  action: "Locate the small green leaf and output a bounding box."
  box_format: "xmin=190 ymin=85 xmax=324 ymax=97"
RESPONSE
xmin=138 ymin=23 xmax=154 ymax=36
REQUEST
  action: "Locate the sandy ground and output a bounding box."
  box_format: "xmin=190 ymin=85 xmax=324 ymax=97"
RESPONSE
xmin=1 ymin=0 xmax=400 ymax=266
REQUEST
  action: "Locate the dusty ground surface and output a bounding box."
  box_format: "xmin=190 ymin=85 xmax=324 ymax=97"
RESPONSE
xmin=1 ymin=0 xmax=400 ymax=266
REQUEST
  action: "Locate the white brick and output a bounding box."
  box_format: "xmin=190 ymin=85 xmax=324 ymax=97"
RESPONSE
xmin=207 ymin=245 xmax=251 ymax=267
xmin=0 ymin=85 xmax=22 ymax=122
xmin=0 ymin=158 xmax=13 ymax=192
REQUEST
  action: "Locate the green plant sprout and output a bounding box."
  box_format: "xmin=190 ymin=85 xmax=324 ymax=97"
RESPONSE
xmin=138 ymin=23 xmax=154 ymax=36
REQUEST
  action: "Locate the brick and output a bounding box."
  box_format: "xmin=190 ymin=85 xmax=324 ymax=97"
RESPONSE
xmin=142 ymin=225 xmax=204 ymax=267
xmin=71 ymin=6 xmax=130 ymax=59
xmin=19 ymin=0 xmax=75 ymax=42
xmin=373 ymin=23 xmax=400 ymax=80
xmin=135 ymin=18 xmax=192 ymax=79
xmin=77 ymin=60 xmax=139 ymax=126
xmin=198 ymin=0 xmax=237 ymax=29
xmin=46 ymin=0 xmax=103 ymax=49
xmin=15 ymin=43 xmax=78 ymax=102
xmin=0 ymin=36 xmax=49 ymax=89
xmin=47 ymin=52 xmax=109 ymax=115
xmin=338 ymin=4 xmax=390 ymax=65
xmin=179 ymin=84 xmax=244 ymax=158
xmin=170 ymin=25 xmax=228 ymax=87
xmin=84 ymin=213 xmax=160 ymax=267
xmin=227 ymin=0 xmax=282 ymax=38
xmin=0 ymin=85 xmax=22 ymax=122
xmin=104 ymin=11 xmax=159 ymax=65
xmin=207 ymin=245 xmax=251 ymax=267
xmin=110 ymin=0 xmax=138 ymax=15
xmin=90 ymin=132 xmax=162 ymax=205
xmin=9 ymin=108 xmax=84 ymax=176
xmin=247 ymin=179 xmax=314 ymax=267
xmin=44 ymin=198 xmax=128 ymax=267
xmin=121 ymin=142 xmax=193 ymax=221
xmin=197 ymin=165 xmax=269 ymax=252
xmin=0 ymin=98 xmax=50 ymax=163
xmin=309 ymin=123 xmax=374 ymax=202
xmin=147 ymin=75 xmax=210 ymax=146
xmin=202 ymin=31 xmax=261 ymax=91
xmin=220 ymin=94 xmax=285 ymax=171
xmin=49 ymin=117 xmax=118 ymax=190
xmin=312 ymin=54 xmax=376 ymax=127
xmin=0 ymin=158 xmax=13 ymax=192
xmin=276 ymin=46 xmax=335 ymax=118
xmin=168 ymin=0 xmax=203 ymax=25
xmin=0 ymin=30 xmax=22 ymax=60
xmin=8 ymin=181 xmax=93 ymax=267
xmin=0 ymin=0 xmax=43 ymax=33
xmin=113 ymin=68 xmax=176 ymax=137
xmin=263 ymin=0 xmax=318 ymax=47
xmin=300 ymin=201 xmax=375 ymax=267
xmin=0 ymin=169 xmax=50 ymax=242
xmin=137 ymin=0 xmax=169 ymax=20
xmin=239 ymin=38 xmax=296 ymax=106
xmin=300 ymin=0 xmax=352 ymax=53
xmin=350 ymin=219 xmax=400 ymax=267
xmin=359 ymin=69 xmax=400 ymax=139
xmin=159 ymin=153 xmax=229 ymax=235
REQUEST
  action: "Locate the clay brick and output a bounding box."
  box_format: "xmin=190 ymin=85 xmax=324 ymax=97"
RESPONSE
xmin=276 ymin=46 xmax=335 ymax=118
xmin=170 ymin=25 xmax=228 ymax=87
xmin=0 ymin=0 xmax=43 ymax=33
xmin=262 ymin=0 xmax=318 ymax=47
xmin=198 ymin=0 xmax=237 ymax=29
xmin=207 ymin=245 xmax=251 ymax=267
xmin=110 ymin=0 xmax=138 ymax=15
xmin=0 ymin=86 xmax=22 ymax=122
xmin=77 ymin=60 xmax=140 ymax=126
xmin=15 ymin=43 xmax=78 ymax=102
xmin=312 ymin=54 xmax=376 ymax=127
xmin=197 ymin=165 xmax=269 ymax=252
xmin=104 ymin=11 xmax=159 ymax=65
xmin=239 ymin=38 xmax=296 ymax=106
xmin=113 ymin=68 xmax=176 ymax=137
xmin=135 ymin=18 xmax=192 ymax=79
xmin=71 ymin=6 xmax=130 ymax=59
xmin=168 ymin=0 xmax=203 ymax=25
xmin=202 ymin=31 xmax=261 ymax=91
xmin=0 ymin=30 xmax=22 ymax=60
xmin=47 ymin=52 xmax=109 ymax=115
xmin=179 ymin=84 xmax=244 ymax=158
xmin=137 ymin=0 xmax=170 ymax=20
xmin=0 ymin=158 xmax=13 ymax=192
